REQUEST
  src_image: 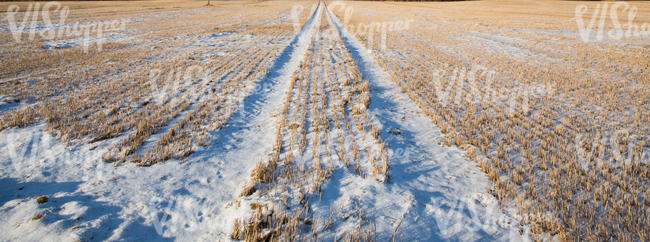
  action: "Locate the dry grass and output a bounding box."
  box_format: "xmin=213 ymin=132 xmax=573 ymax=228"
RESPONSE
xmin=36 ymin=195 xmax=48 ymax=204
xmin=231 ymin=9 xmax=385 ymax=240
xmin=333 ymin=0 xmax=649 ymax=240
xmin=3 ymin=0 xmax=648 ymax=240
xmin=0 ymin=1 xmax=312 ymax=166
xmin=31 ymin=213 xmax=44 ymax=221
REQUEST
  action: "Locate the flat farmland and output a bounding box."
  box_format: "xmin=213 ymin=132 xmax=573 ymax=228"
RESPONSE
xmin=0 ymin=0 xmax=647 ymax=241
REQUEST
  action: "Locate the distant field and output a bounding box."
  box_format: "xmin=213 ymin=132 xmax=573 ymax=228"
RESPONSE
xmin=0 ymin=0 xmax=647 ymax=241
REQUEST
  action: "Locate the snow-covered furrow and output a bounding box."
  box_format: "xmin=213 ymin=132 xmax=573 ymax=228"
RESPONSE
xmin=320 ymin=2 xmax=528 ymax=240
xmin=226 ymin=8 xmax=387 ymax=239
xmin=222 ymin=2 xmax=524 ymax=239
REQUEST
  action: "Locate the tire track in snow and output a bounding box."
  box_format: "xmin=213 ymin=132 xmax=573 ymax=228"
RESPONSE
xmin=320 ymin=2 xmax=527 ymax=240
xmin=181 ymin=0 xmax=324 ymax=237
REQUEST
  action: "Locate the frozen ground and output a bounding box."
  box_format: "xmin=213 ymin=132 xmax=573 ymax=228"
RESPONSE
xmin=0 ymin=2 xmax=525 ymax=241
xmin=6 ymin=0 xmax=645 ymax=241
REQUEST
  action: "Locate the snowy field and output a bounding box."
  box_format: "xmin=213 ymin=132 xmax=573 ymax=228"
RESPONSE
xmin=0 ymin=0 xmax=648 ymax=241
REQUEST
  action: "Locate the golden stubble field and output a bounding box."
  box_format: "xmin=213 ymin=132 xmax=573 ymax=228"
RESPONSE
xmin=0 ymin=0 xmax=315 ymax=165
xmin=0 ymin=0 xmax=648 ymax=241
xmin=331 ymin=0 xmax=649 ymax=240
